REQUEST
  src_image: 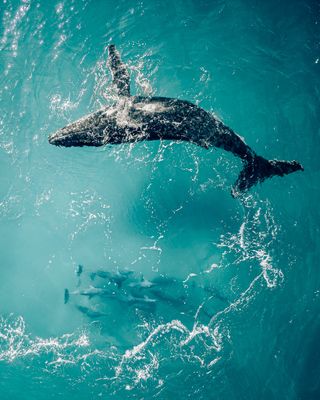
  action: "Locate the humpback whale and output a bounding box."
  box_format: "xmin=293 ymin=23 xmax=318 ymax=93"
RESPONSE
xmin=49 ymin=45 xmax=303 ymax=195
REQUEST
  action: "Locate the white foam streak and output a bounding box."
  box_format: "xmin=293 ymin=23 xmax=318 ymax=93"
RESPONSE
xmin=122 ymin=320 xmax=187 ymax=362
xmin=217 ymin=197 xmax=283 ymax=287
xmin=114 ymin=317 xmax=223 ymax=385
xmin=0 ymin=315 xmax=90 ymax=366
xmin=209 ymin=272 xmax=263 ymax=327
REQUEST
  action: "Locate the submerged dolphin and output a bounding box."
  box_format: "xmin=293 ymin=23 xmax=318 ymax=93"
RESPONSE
xmin=65 ymin=286 xmax=115 ymax=302
xmin=49 ymin=45 xmax=303 ymax=195
xmin=90 ymin=269 xmax=133 ymax=287
xmin=76 ymin=305 xmax=107 ymax=318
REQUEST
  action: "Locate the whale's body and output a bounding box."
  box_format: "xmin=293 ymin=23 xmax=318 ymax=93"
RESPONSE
xmin=49 ymin=96 xmax=244 ymax=153
xmin=49 ymin=45 xmax=303 ymax=195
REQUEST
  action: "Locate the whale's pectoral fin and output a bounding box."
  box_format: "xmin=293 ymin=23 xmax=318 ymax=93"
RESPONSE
xmin=107 ymin=44 xmax=131 ymax=97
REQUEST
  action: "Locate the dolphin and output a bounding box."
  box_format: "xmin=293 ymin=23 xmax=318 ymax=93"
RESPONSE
xmin=90 ymin=269 xmax=134 ymax=288
xmin=77 ymin=286 xmax=113 ymax=298
xmin=64 ymin=288 xmax=70 ymax=304
xmin=76 ymin=305 xmax=108 ymax=318
xmin=119 ymin=293 xmax=156 ymax=305
xmin=128 ymin=278 xmax=155 ymax=289
xmin=64 ymin=286 xmax=115 ymax=303
xmin=75 ymin=264 xmax=83 ymax=277
xmin=48 ymin=45 xmax=303 ymax=195
xmin=75 ymin=264 xmax=83 ymax=287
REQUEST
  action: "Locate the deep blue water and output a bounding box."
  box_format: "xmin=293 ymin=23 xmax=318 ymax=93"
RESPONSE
xmin=0 ymin=0 xmax=319 ymax=399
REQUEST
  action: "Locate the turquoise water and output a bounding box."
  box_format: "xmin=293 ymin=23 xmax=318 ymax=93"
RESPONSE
xmin=0 ymin=0 xmax=319 ymax=398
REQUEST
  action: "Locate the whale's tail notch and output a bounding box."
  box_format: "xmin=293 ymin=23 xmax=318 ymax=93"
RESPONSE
xmin=232 ymin=156 xmax=303 ymax=197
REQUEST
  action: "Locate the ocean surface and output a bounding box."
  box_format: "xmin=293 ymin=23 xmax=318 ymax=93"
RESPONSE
xmin=0 ymin=0 xmax=319 ymax=399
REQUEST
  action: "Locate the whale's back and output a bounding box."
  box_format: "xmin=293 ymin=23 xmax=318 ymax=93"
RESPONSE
xmin=128 ymin=96 xmax=214 ymax=142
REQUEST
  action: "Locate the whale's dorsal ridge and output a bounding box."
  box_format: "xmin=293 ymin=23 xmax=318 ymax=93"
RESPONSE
xmin=107 ymin=44 xmax=131 ymax=97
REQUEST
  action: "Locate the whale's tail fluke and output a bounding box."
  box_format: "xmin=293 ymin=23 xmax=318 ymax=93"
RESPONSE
xmin=232 ymin=156 xmax=303 ymax=197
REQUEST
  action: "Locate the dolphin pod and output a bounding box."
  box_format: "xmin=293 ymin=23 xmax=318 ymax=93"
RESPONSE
xmin=49 ymin=45 xmax=303 ymax=196
xmin=64 ymin=266 xmax=228 ymax=318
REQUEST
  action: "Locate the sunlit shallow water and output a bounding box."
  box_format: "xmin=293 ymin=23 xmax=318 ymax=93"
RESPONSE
xmin=0 ymin=0 xmax=319 ymax=399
